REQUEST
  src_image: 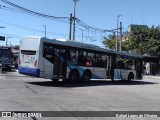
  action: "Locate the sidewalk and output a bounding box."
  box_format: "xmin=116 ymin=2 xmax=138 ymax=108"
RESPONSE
xmin=143 ymin=75 xmax=160 ymax=79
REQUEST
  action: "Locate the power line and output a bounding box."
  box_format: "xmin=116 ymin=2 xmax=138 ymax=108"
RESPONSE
xmin=0 ymin=20 xmax=69 ymax=37
xmin=0 ymin=5 xmax=70 ymax=24
xmin=0 ymin=0 xmax=114 ymax=33
xmin=76 ymin=18 xmax=114 ymax=32
xmin=0 ymin=0 xmax=70 ymax=24
xmin=0 ymin=0 xmax=68 ymax=19
xmin=0 ymin=0 xmax=115 ymax=42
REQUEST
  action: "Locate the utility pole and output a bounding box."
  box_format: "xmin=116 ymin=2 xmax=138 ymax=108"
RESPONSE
xmin=43 ymin=25 xmax=46 ymax=38
xmin=119 ymin=22 xmax=122 ymax=51
xmin=116 ymin=15 xmax=122 ymax=51
xmin=69 ymin=13 xmax=73 ymax=40
xmin=73 ymin=0 xmax=80 ymax=41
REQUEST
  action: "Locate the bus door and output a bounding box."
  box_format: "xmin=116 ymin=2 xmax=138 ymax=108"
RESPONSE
xmin=110 ymin=56 xmax=116 ymax=80
xmin=52 ymin=48 xmax=67 ymax=79
xmin=106 ymin=56 xmax=112 ymax=79
xmin=135 ymin=58 xmax=143 ymax=79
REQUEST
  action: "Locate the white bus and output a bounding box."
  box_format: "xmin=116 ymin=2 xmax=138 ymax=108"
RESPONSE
xmin=18 ymin=36 xmax=143 ymax=82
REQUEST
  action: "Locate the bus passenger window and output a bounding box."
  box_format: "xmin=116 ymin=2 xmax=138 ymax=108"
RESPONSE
xmin=85 ymin=52 xmax=93 ymax=67
xmin=70 ymin=50 xmax=77 ymax=61
xmin=68 ymin=49 xmax=77 ymax=65
xmin=77 ymin=51 xmax=84 ymax=65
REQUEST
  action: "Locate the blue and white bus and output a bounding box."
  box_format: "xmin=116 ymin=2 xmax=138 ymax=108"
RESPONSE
xmin=18 ymin=36 xmax=143 ymax=82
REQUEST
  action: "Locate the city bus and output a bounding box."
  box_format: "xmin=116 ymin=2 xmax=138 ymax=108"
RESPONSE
xmin=18 ymin=36 xmax=143 ymax=82
xmin=0 ymin=46 xmax=14 ymax=71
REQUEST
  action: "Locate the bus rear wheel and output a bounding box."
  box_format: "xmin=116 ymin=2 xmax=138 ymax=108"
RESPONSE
xmin=128 ymin=73 xmax=134 ymax=81
xmin=82 ymin=70 xmax=92 ymax=82
xmin=69 ymin=70 xmax=79 ymax=83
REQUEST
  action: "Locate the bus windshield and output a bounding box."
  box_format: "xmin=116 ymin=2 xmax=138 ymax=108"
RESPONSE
xmin=1 ymin=50 xmax=11 ymax=58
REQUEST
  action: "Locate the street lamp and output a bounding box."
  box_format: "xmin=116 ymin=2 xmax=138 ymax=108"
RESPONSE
xmin=116 ymin=15 xmax=122 ymax=51
xmin=73 ymin=0 xmax=80 ymax=41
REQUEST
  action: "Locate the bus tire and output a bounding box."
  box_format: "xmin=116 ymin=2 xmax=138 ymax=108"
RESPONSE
xmin=1 ymin=68 xmax=5 ymax=73
xmin=52 ymin=79 xmax=59 ymax=82
xmin=82 ymin=70 xmax=92 ymax=82
xmin=7 ymin=67 xmax=11 ymax=71
xmin=128 ymin=72 xmax=134 ymax=81
xmin=111 ymin=78 xmax=114 ymax=81
xmin=69 ymin=69 xmax=80 ymax=83
xmin=63 ymin=79 xmax=69 ymax=83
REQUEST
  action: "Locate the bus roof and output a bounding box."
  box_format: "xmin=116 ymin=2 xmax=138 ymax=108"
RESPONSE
xmin=41 ymin=37 xmax=116 ymax=54
xmin=20 ymin=36 xmax=142 ymax=58
xmin=114 ymin=50 xmax=142 ymax=58
xmin=43 ymin=38 xmax=142 ymax=58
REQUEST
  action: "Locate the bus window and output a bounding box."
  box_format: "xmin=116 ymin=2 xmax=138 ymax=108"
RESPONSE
xmin=124 ymin=60 xmax=135 ymax=70
xmin=43 ymin=44 xmax=54 ymax=63
xmin=77 ymin=50 xmax=84 ymax=66
xmin=70 ymin=50 xmax=77 ymax=62
xmin=85 ymin=52 xmax=93 ymax=67
xmin=68 ymin=49 xmax=78 ymax=65
xmin=21 ymin=50 xmax=36 ymax=55
xmin=94 ymin=53 xmax=107 ymax=68
xmin=101 ymin=54 xmax=107 ymax=67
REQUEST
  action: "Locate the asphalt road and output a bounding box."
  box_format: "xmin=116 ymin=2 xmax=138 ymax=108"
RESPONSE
xmin=0 ymin=70 xmax=160 ymax=120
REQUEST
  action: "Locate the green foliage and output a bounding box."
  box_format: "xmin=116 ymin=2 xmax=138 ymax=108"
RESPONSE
xmin=102 ymin=34 xmax=116 ymax=50
xmin=103 ymin=25 xmax=160 ymax=56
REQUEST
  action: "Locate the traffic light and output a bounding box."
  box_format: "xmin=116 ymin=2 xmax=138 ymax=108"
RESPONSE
xmin=0 ymin=36 xmax=5 ymax=41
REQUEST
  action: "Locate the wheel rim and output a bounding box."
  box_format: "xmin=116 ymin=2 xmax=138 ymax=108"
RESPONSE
xmin=128 ymin=74 xmax=132 ymax=81
xmin=71 ymin=74 xmax=77 ymax=81
xmin=70 ymin=71 xmax=79 ymax=82
xmin=84 ymin=72 xmax=91 ymax=81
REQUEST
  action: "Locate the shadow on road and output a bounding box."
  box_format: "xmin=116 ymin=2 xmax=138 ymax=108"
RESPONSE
xmin=0 ymin=69 xmax=17 ymax=74
xmin=26 ymin=80 xmax=158 ymax=88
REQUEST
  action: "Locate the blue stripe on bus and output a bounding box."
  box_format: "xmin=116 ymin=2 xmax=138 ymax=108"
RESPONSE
xmin=68 ymin=65 xmax=103 ymax=79
xmin=120 ymin=70 xmax=123 ymax=79
xmin=18 ymin=67 xmax=40 ymax=77
xmin=92 ymin=74 xmax=103 ymax=79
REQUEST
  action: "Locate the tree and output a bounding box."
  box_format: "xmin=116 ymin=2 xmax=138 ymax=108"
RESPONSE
xmin=103 ymin=25 xmax=160 ymax=57
xmin=102 ymin=32 xmax=131 ymax=51
xmin=142 ymin=26 xmax=160 ymax=56
xmin=102 ymin=34 xmax=116 ymax=50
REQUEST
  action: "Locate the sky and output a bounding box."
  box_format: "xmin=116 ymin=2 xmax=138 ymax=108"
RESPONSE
xmin=0 ymin=0 xmax=160 ymax=47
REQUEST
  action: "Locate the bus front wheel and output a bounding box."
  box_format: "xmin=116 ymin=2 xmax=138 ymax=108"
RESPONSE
xmin=69 ymin=70 xmax=80 ymax=83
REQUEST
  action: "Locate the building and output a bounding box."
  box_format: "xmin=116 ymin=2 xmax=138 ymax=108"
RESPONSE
xmin=128 ymin=24 xmax=148 ymax=35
